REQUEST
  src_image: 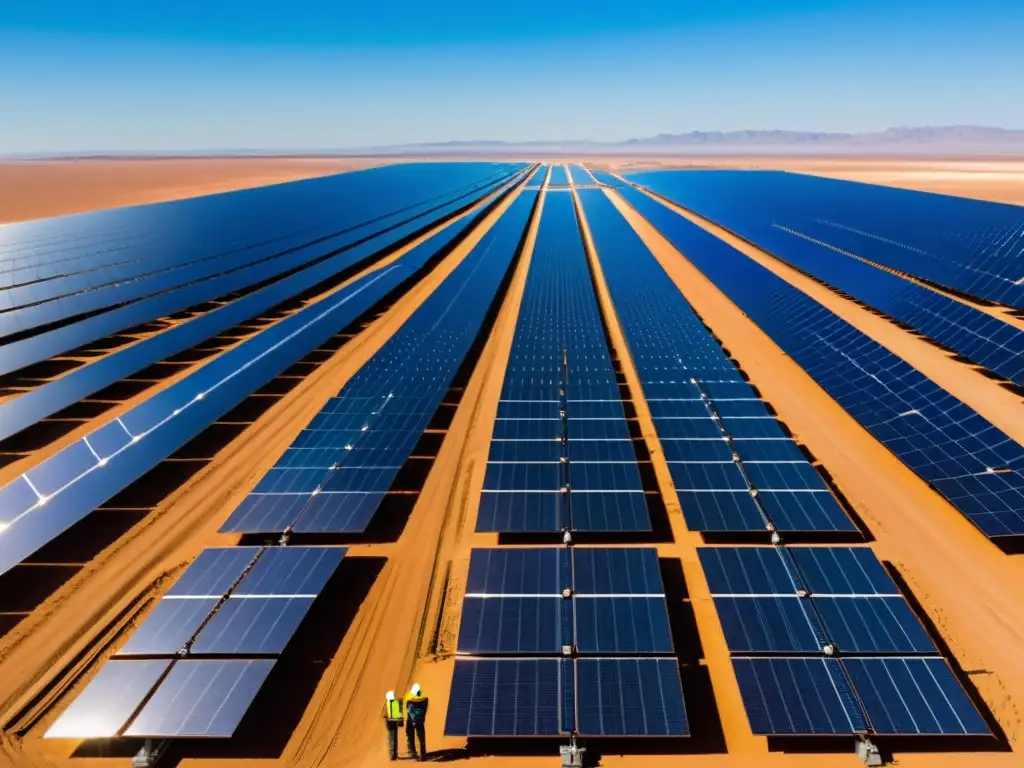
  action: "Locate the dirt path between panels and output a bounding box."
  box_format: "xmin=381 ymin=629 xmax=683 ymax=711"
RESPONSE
xmin=0 ymin=183 xmax=526 ymax=768
xmin=605 ymin=187 xmax=1024 ymax=763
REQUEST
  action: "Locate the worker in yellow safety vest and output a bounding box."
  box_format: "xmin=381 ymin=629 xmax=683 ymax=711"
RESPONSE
xmin=403 ymin=683 xmax=429 ymax=761
xmin=382 ymin=690 xmax=404 ymax=761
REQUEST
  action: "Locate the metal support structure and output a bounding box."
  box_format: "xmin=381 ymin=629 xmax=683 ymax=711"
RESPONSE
xmin=559 ymin=735 xmax=587 ymax=767
xmin=131 ymin=738 xmax=169 ymax=767
xmin=855 ymin=736 xmax=883 ymax=766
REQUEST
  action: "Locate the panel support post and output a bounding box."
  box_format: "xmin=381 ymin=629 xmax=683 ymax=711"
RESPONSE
xmin=559 ymin=735 xmax=587 ymax=767
xmin=131 ymin=739 xmax=169 ymax=767
xmin=855 ymin=736 xmax=883 ymax=766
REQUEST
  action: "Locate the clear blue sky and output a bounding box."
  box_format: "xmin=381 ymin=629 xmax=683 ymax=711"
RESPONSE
xmin=2 ymin=0 xmax=1022 ymax=153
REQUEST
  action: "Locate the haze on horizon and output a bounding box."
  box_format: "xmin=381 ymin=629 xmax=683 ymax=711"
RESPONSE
xmin=2 ymin=0 xmax=1023 ymax=154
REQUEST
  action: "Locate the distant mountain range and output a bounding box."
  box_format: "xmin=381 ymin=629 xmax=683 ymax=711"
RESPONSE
xmin=7 ymin=126 xmax=1024 ymax=160
xmin=355 ymin=126 xmax=1024 ymax=156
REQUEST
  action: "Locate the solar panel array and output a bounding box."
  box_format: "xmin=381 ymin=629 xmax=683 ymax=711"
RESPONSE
xmin=46 ymin=546 xmax=345 ymax=738
xmin=588 ymin=170 xmax=625 ymax=188
xmin=700 ymin=545 xmax=989 ymax=737
xmin=0 ymin=164 xmax=520 ymax=378
xmin=0 ymin=170 xmax=521 ymax=443
xmin=219 ymin=190 xmax=538 ymax=534
xmin=627 ymin=170 xmax=1024 ymax=309
xmin=615 ymin=184 xmax=1024 ymax=539
xmin=578 ymin=189 xmax=857 ymax=536
xmin=477 ymin=192 xmax=650 ymax=533
xmin=617 ymin=171 xmax=1024 ymax=388
xmin=526 ymin=165 xmax=549 ymax=188
xmin=446 ymin=547 xmax=688 ymax=738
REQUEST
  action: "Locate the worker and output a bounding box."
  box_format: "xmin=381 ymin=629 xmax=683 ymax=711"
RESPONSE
xmin=383 ymin=690 xmax=403 ymax=761
xmin=404 ymin=682 xmax=429 ymax=761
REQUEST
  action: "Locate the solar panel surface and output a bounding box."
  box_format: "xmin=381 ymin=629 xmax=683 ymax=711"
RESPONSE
xmin=217 ymin=190 xmax=537 ymax=535
xmin=627 ymin=169 xmax=1024 ymax=309
xmin=614 ymin=184 xmax=1024 ymax=539
xmin=578 ymin=189 xmax=858 ymax=537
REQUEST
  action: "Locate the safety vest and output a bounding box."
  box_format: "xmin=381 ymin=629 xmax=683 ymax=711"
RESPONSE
xmin=385 ymin=699 xmax=402 ymax=720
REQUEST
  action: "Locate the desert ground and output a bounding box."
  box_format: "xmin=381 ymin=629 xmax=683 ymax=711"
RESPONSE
xmin=0 ymin=158 xmax=1022 ymax=768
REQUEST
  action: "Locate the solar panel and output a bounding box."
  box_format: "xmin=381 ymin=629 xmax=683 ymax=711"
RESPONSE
xmin=166 ymin=548 xmax=260 ymax=597
xmin=117 ymin=598 xmax=220 ymax=656
xmin=458 ymin=597 xmax=570 ymax=654
xmin=788 ymin=547 xmax=899 ymax=595
xmin=445 ymin=658 xmax=571 ymax=736
xmin=713 ymin=596 xmax=824 ymax=653
xmin=677 ymin=490 xmax=766 ymax=532
xmin=124 ymin=659 xmax=275 ymax=738
xmin=572 ymin=547 xmax=663 ymax=595
xmin=476 ymin=491 xmax=564 ymax=532
xmin=613 ymin=182 xmax=1024 ymax=539
xmin=570 ymin=492 xmax=651 ymax=532
xmin=732 ymin=657 xmax=866 ymax=735
xmin=813 ymin=597 xmax=935 ymax=654
xmin=548 ymin=166 xmax=571 ymax=187
xmin=45 ymin=660 xmax=172 ymax=738
xmin=189 ymin=597 xmax=314 ymax=655
xmin=465 ymin=548 xmax=571 ymax=595
xmin=698 ymin=547 xmax=798 ymax=595
xmin=843 ymin=657 xmax=990 ymax=735
xmin=233 ymin=546 xmax=345 ymax=596
xmin=574 ymin=597 xmax=674 ymax=654
xmin=575 ymin=658 xmax=688 ymax=737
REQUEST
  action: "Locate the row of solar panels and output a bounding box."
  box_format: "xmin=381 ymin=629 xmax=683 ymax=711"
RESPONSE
xmin=627 ymin=169 xmax=1024 ymax=310
xmin=614 ymin=181 xmax=1024 ymax=539
xmin=0 ymin=170 xmax=519 ymax=442
xmin=477 ymin=191 xmax=650 ymax=533
xmin=577 ymin=189 xmax=857 ymax=536
xmin=47 ymin=546 xmax=346 ymax=738
xmin=217 ymin=188 xmax=539 ymax=535
xmin=0 ymin=169 xmax=535 ymax=575
xmin=627 ymin=170 xmax=1024 ymax=389
xmin=0 ymin=165 xmax=519 ymax=375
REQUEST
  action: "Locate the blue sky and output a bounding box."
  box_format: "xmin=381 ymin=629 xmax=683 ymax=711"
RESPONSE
xmin=2 ymin=0 xmax=1022 ymax=153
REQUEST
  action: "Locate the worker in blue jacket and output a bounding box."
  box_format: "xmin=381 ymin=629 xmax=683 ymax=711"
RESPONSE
xmin=403 ymin=683 xmax=429 ymax=761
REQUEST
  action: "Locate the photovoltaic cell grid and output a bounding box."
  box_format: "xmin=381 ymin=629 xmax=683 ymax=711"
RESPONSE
xmin=447 ymin=547 xmax=688 ymax=738
xmin=615 ymin=183 xmax=1024 ymax=539
xmin=46 ymin=546 xmax=344 ymax=738
xmin=217 ymin=191 xmax=538 ymax=535
xmin=0 ymin=167 xmax=521 ymax=444
xmin=0 ymin=260 xmax=409 ymax=576
xmin=0 ymin=164 xmax=522 ymax=374
xmin=478 ymin=191 xmax=650 ymax=533
xmin=699 ymin=546 xmax=989 ymax=737
xmin=618 ymin=170 xmax=1024 ymax=388
xmin=577 ymin=189 xmax=857 ymax=536
xmin=457 ymin=547 xmax=671 ymax=655
xmin=628 ymin=169 xmax=1024 ymax=309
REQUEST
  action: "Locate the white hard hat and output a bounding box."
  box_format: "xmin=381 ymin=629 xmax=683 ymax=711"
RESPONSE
xmin=411 ymin=683 xmax=422 ymax=696
xmin=386 ymin=690 xmax=395 ymax=701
